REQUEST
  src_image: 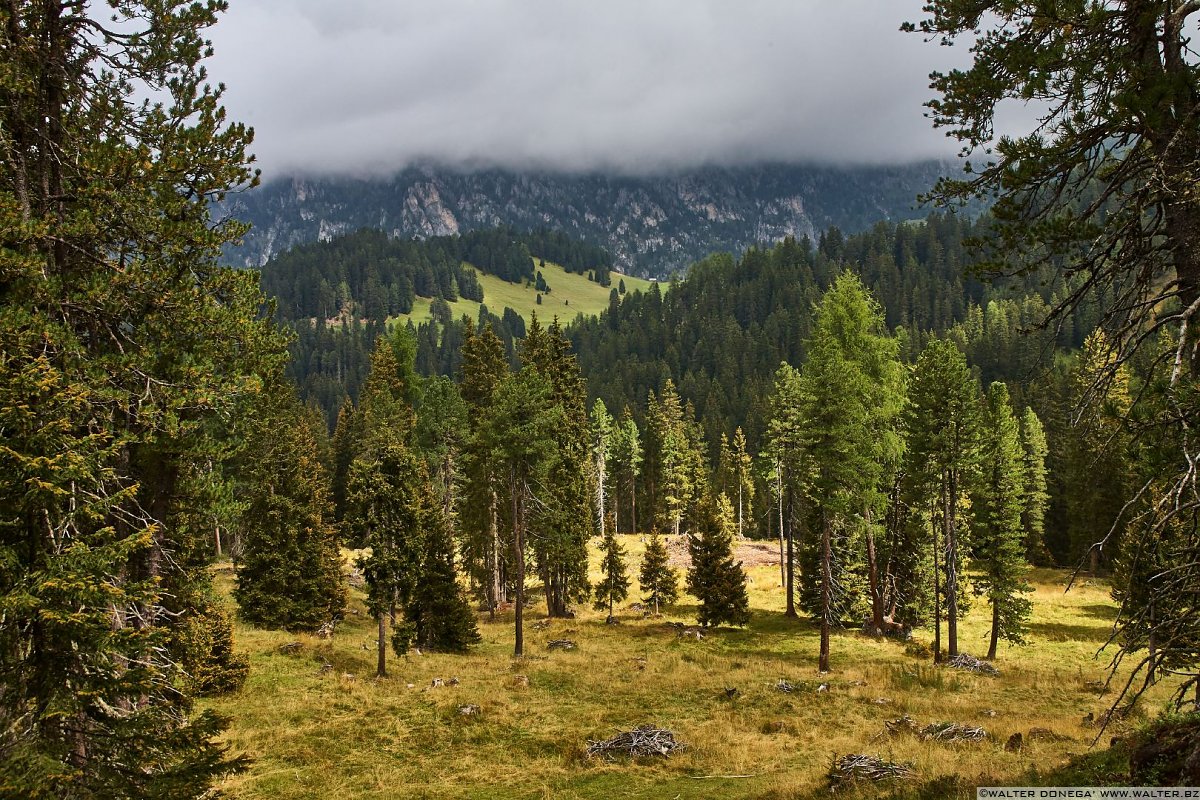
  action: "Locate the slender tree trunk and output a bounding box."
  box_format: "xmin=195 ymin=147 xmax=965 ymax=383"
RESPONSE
xmin=489 ymin=488 xmax=501 ymax=621
xmin=777 ymin=469 xmax=785 ymax=588
xmin=631 ymin=479 xmax=637 ymax=534
xmin=512 ymin=475 xmax=525 ymax=658
xmin=932 ymin=500 xmax=941 ymax=664
xmin=376 ymin=612 xmax=387 ymax=677
xmin=737 ymin=483 xmax=744 ymax=538
xmin=214 ymin=526 xmax=222 ymax=557
xmin=819 ymin=508 xmax=832 ymax=672
xmin=866 ymin=515 xmax=883 ymax=636
xmin=1089 ymin=546 xmax=1099 ymax=577
xmin=597 ymin=454 xmax=606 ymax=538
xmin=987 ymin=598 xmax=1000 ymax=660
xmin=944 ymin=473 xmax=959 ymax=658
xmin=784 ymin=485 xmax=796 ymax=618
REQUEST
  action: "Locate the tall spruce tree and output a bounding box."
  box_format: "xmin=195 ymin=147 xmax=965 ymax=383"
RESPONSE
xmin=401 ymin=503 xmax=481 ymax=654
xmin=973 ymin=383 xmax=1033 ymax=660
xmin=0 ymin=1 xmax=274 ymax=792
xmin=1018 ymin=407 xmax=1053 ymax=567
xmin=522 ymin=317 xmax=593 ymax=617
xmin=639 ymin=531 xmax=679 ymax=614
xmin=765 ymin=362 xmax=806 ymax=619
xmin=731 ymin=427 xmax=755 ymax=539
xmin=904 ymin=338 xmax=980 ymax=662
xmin=796 ymin=274 xmax=905 ymax=670
xmin=609 ymin=409 xmax=643 ymax=533
xmin=686 ymin=493 xmax=750 ymax=628
xmin=234 ymin=384 xmax=347 ymax=633
xmin=594 ymin=529 xmax=630 ymax=620
xmin=458 ymin=321 xmax=510 ymax=615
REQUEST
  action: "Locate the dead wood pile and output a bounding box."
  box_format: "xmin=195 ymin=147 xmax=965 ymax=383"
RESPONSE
xmin=586 ymin=725 xmax=686 ymax=760
xmin=946 ymin=653 xmax=999 ymax=676
xmin=919 ymin=721 xmax=987 ymax=742
xmin=827 ymin=754 xmax=915 ymax=788
xmin=547 ymin=639 xmax=577 ymax=651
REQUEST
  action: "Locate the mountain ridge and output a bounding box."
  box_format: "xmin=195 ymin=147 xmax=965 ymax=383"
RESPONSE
xmin=224 ymin=161 xmax=954 ymax=277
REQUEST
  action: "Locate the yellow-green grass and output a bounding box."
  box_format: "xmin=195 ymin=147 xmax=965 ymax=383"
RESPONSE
xmin=396 ymin=260 xmax=656 ymax=327
xmin=205 ymin=538 xmax=1177 ymax=799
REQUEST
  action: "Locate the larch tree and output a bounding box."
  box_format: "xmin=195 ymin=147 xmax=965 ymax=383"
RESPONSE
xmin=973 ymin=383 xmax=1033 ymax=660
xmin=904 ymin=338 xmax=980 ymax=662
xmin=765 ymin=362 xmax=806 ymax=619
xmin=639 ymin=531 xmax=679 ymax=614
xmin=797 ymin=273 xmax=905 ymax=670
xmin=591 ymin=399 xmax=615 ymax=538
xmin=0 ymin=1 xmax=278 ymax=793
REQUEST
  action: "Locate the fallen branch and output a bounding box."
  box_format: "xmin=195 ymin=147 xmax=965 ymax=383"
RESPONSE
xmin=946 ymin=653 xmax=999 ymax=676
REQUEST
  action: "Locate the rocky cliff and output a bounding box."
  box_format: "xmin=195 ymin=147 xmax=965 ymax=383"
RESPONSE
xmin=224 ymin=161 xmax=951 ymax=277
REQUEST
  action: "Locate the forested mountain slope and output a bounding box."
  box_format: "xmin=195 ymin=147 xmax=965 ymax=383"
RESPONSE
xmin=226 ymin=161 xmax=954 ymax=277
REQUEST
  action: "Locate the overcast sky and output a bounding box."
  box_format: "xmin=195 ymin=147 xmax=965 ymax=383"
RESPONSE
xmin=205 ymin=1 xmax=974 ymax=178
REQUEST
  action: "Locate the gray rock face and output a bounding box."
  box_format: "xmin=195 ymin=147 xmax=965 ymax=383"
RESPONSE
xmin=223 ymin=161 xmax=949 ymax=277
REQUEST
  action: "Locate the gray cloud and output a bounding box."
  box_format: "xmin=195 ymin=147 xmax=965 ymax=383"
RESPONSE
xmin=206 ymin=0 xmax=974 ymax=177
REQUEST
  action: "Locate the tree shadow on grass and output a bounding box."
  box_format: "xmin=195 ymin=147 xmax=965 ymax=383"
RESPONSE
xmin=1030 ymin=620 xmax=1114 ymax=643
xmin=1077 ymin=603 xmax=1118 ymax=621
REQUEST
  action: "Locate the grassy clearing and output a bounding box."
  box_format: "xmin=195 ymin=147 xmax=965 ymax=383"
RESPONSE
xmin=205 ymin=536 xmax=1177 ymax=799
xmin=397 ymin=260 xmax=656 ymax=327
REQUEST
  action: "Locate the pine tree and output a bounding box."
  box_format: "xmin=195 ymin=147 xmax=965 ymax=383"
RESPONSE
xmin=402 ymin=507 xmax=482 ymax=654
xmin=731 ymin=427 xmax=755 ymax=538
xmin=904 ymin=338 xmax=980 ymax=662
xmin=766 ymin=362 xmax=806 ymax=618
xmin=973 ymin=383 xmax=1033 ymax=660
xmin=639 ymin=531 xmax=679 ymax=614
xmin=594 ymin=529 xmax=630 ymax=620
xmin=0 ymin=1 xmax=274 ymax=792
xmin=686 ymin=493 xmax=750 ymax=628
xmin=1018 ymin=407 xmax=1053 ymax=567
xmin=591 ymin=399 xmax=615 ymax=538
xmin=235 ymin=383 xmax=347 ymax=632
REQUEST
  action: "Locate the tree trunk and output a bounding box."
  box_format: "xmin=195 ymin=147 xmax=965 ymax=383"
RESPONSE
xmin=784 ymin=484 xmax=796 ymax=618
xmin=777 ymin=470 xmax=785 ymax=588
xmin=944 ymin=474 xmax=959 ymax=658
xmin=987 ymin=598 xmax=1000 ymax=660
xmin=214 ymin=526 xmax=222 ymax=557
xmin=376 ymin=612 xmax=387 ymax=677
xmin=737 ymin=483 xmax=744 ymax=539
xmin=932 ymin=500 xmax=941 ymax=664
xmin=489 ymin=488 xmax=501 ymax=621
xmin=631 ymin=480 xmax=637 ymax=534
xmin=512 ymin=475 xmax=525 ymax=658
xmin=866 ymin=517 xmax=883 ymax=636
xmin=819 ymin=508 xmax=832 ymax=672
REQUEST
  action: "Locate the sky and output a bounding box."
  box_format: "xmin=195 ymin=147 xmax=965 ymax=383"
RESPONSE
xmin=205 ymin=1 xmax=975 ymax=178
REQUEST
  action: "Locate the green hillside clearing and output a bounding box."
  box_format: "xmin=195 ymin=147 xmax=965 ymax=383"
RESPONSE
xmin=397 ymin=259 xmax=656 ymax=326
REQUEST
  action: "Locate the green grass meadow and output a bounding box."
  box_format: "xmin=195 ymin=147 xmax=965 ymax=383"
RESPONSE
xmin=204 ymin=536 xmax=1175 ymax=799
xmin=395 ymin=260 xmax=656 ymax=327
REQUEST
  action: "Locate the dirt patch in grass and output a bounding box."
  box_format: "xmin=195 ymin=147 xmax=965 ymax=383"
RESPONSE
xmin=663 ymin=535 xmax=780 ymax=570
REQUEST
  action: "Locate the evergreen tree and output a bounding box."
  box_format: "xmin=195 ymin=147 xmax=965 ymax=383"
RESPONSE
xmin=647 ymin=380 xmax=700 ymax=536
xmin=593 ymin=529 xmax=630 ymax=620
xmin=480 ymin=369 xmax=563 ymax=656
xmin=903 ymin=338 xmax=980 ymax=661
xmin=591 ymin=399 xmax=615 ymax=538
xmin=402 ymin=507 xmax=482 ymax=654
xmin=1018 ymin=407 xmax=1052 ymax=567
xmin=973 ymin=383 xmax=1033 ymax=659
xmin=686 ymin=493 xmax=750 ymax=628
xmin=0 ymin=1 xmax=271 ymax=793
xmin=1065 ymin=331 xmax=1133 ymax=575
xmin=731 ymin=427 xmax=755 ymax=538
xmin=609 ymin=409 xmax=643 ymax=533
xmin=639 ymin=531 xmax=679 ymax=614
xmin=765 ymin=362 xmax=806 ymax=618
xmin=234 ymin=385 xmax=348 ymax=633
xmin=796 ymin=274 xmax=905 ymax=669
xmin=458 ymin=321 xmax=510 ymax=615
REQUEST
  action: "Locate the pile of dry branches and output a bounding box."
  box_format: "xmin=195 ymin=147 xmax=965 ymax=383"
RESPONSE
xmin=884 ymin=715 xmax=920 ymax=735
xmin=546 ymin=639 xmax=576 ymax=651
xmin=827 ymin=754 xmax=915 ymax=789
xmin=946 ymin=653 xmax=999 ymax=676
xmin=586 ymin=725 xmax=687 ymax=760
xmin=919 ymin=721 xmax=987 ymax=742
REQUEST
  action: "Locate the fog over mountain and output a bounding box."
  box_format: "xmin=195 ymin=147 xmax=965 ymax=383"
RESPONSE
xmin=206 ymin=1 xmax=977 ymax=178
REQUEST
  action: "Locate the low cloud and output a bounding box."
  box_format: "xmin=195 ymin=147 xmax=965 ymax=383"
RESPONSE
xmin=206 ymin=0 xmax=971 ymax=177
